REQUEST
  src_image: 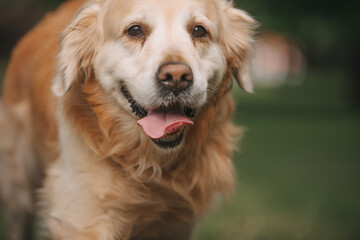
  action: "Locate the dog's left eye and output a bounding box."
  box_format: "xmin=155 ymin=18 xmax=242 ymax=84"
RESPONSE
xmin=127 ymin=25 xmax=144 ymax=37
xmin=193 ymin=26 xmax=208 ymax=38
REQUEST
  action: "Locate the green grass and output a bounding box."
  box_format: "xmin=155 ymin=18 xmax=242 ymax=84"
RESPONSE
xmin=1 ymin=64 xmax=359 ymax=239
xmin=194 ymin=109 xmax=360 ymax=240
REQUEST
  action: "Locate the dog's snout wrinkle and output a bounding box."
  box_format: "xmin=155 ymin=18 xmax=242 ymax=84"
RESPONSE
xmin=156 ymin=63 xmax=193 ymax=96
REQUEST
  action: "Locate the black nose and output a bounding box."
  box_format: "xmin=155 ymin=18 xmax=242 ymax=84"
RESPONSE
xmin=156 ymin=63 xmax=193 ymax=95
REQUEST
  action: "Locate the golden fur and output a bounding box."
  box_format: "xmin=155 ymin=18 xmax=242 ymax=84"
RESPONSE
xmin=0 ymin=0 xmax=257 ymax=239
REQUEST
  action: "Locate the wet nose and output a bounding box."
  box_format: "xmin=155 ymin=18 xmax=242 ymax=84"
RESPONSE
xmin=156 ymin=63 xmax=193 ymax=95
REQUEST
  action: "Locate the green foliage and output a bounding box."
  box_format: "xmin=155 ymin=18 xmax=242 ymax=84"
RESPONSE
xmin=236 ymin=0 xmax=359 ymax=71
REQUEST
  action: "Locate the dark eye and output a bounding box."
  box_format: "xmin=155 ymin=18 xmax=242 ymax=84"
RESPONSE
xmin=193 ymin=26 xmax=208 ymax=38
xmin=127 ymin=25 xmax=143 ymax=37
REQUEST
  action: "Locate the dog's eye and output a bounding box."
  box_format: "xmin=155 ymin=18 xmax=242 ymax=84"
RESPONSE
xmin=127 ymin=25 xmax=144 ymax=37
xmin=193 ymin=26 xmax=208 ymax=38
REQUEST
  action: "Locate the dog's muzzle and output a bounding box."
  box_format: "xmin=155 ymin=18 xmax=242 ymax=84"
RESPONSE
xmin=121 ymin=85 xmax=196 ymax=149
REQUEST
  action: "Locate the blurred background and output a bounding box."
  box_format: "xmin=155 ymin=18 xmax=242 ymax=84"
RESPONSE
xmin=0 ymin=0 xmax=359 ymax=239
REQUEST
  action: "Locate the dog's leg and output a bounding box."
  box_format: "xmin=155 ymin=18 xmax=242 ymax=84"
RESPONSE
xmin=40 ymin=160 xmax=134 ymax=240
xmin=0 ymin=102 xmax=39 ymax=240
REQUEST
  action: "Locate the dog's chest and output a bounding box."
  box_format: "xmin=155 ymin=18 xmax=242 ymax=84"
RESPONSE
xmin=112 ymin=179 xmax=197 ymax=239
xmin=129 ymin=189 xmax=195 ymax=239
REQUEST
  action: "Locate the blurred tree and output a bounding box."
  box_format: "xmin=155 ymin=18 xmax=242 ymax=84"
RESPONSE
xmin=235 ymin=0 xmax=360 ymax=106
xmin=0 ymin=0 xmax=63 ymax=57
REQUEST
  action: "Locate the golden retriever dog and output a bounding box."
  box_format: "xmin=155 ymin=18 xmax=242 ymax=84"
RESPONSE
xmin=0 ymin=0 xmax=256 ymax=239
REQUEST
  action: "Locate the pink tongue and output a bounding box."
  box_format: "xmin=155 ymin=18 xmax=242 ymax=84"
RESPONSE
xmin=137 ymin=112 xmax=194 ymax=139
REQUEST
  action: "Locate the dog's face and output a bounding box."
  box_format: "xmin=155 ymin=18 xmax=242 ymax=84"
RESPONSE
xmin=97 ymin=0 xmax=227 ymax=109
xmin=52 ymin=0 xmax=256 ymax=149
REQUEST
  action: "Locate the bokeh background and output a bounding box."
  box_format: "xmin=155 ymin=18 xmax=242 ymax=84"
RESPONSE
xmin=0 ymin=0 xmax=359 ymax=239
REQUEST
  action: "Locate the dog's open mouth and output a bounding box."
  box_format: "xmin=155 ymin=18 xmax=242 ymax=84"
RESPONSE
xmin=121 ymin=86 xmax=196 ymax=149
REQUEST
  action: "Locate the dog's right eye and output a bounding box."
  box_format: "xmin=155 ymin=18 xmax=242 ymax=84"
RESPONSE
xmin=193 ymin=26 xmax=208 ymax=39
xmin=127 ymin=25 xmax=144 ymax=37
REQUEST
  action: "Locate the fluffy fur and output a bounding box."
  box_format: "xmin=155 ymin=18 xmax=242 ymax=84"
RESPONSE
xmin=0 ymin=0 xmax=257 ymax=239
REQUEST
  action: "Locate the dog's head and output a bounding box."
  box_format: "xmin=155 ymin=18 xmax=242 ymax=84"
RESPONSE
xmin=52 ymin=0 xmax=257 ymax=149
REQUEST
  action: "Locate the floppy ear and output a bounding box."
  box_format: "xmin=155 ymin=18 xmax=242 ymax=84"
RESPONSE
xmin=220 ymin=1 xmax=258 ymax=93
xmin=52 ymin=2 xmax=102 ymax=97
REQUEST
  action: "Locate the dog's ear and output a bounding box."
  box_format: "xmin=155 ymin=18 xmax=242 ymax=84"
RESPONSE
xmin=220 ymin=1 xmax=258 ymax=93
xmin=52 ymin=3 xmax=102 ymax=97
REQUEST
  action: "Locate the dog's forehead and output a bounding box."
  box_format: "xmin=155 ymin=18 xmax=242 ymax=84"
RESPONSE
xmin=104 ymin=0 xmax=220 ymax=24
